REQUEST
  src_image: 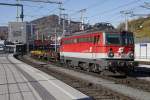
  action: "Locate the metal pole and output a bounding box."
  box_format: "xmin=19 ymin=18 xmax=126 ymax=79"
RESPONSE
xmin=30 ymin=23 xmax=34 ymax=50
xmin=79 ymin=9 xmax=86 ymax=31
xmin=62 ymin=14 xmax=65 ymax=35
xmin=59 ymin=4 xmax=62 ymax=25
xmin=36 ymin=30 xmax=39 ymax=40
xmin=125 ymin=14 xmax=128 ymax=31
xmin=16 ymin=0 xmax=19 ymax=22
xmin=31 ymin=23 xmax=33 ymax=38
xmin=54 ymin=28 xmax=57 ymax=52
xmin=27 ymin=23 xmax=29 ymax=53
xmin=62 ymin=14 xmax=68 ymax=36
xmin=20 ymin=5 xmax=24 ymax=22
xmin=27 ymin=23 xmax=34 ymax=53
xmin=120 ymin=10 xmax=133 ymax=31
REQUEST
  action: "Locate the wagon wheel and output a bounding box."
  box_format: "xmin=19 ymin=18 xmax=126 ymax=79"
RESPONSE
xmin=97 ymin=65 xmax=103 ymax=74
xmin=93 ymin=64 xmax=99 ymax=73
xmin=82 ymin=63 xmax=88 ymax=71
xmin=78 ymin=63 xmax=84 ymax=70
xmin=86 ymin=65 xmax=92 ymax=72
xmin=66 ymin=60 xmax=72 ymax=68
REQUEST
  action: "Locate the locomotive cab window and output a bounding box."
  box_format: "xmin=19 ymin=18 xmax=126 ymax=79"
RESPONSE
xmin=121 ymin=32 xmax=134 ymax=45
xmin=106 ymin=33 xmax=121 ymax=45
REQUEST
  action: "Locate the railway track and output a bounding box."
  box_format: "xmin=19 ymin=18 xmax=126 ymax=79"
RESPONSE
xmin=79 ymin=66 xmax=150 ymax=93
xmin=78 ymin=66 xmax=150 ymax=93
xmin=47 ymin=59 xmax=150 ymax=93
xmin=18 ymin=55 xmax=134 ymax=100
xmin=17 ymin=55 xmax=150 ymax=100
xmin=55 ymin=61 xmax=150 ymax=93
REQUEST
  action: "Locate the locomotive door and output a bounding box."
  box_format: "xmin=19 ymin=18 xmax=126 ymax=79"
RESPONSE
xmin=92 ymin=35 xmax=100 ymax=59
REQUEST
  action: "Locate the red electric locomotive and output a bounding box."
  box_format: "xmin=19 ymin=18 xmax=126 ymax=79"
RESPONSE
xmin=60 ymin=30 xmax=138 ymax=73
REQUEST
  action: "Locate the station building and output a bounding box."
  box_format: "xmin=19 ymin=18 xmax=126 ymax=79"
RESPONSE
xmin=8 ymin=22 xmax=31 ymax=44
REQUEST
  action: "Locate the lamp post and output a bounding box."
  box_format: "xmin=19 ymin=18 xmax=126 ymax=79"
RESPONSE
xmin=54 ymin=28 xmax=57 ymax=52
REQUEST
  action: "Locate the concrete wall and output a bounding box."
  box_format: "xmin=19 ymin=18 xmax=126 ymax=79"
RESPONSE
xmin=8 ymin=22 xmax=31 ymax=44
xmin=135 ymin=43 xmax=150 ymax=59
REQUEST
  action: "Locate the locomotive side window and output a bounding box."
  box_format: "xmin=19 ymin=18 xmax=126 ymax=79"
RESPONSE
xmin=74 ymin=38 xmax=78 ymax=43
xmin=77 ymin=37 xmax=95 ymax=43
xmin=97 ymin=35 xmax=100 ymax=44
xmin=94 ymin=35 xmax=100 ymax=44
xmin=63 ymin=35 xmax=101 ymax=44
xmin=78 ymin=38 xmax=83 ymax=43
xmin=63 ymin=39 xmax=73 ymax=44
xmin=89 ymin=37 xmax=94 ymax=43
xmin=94 ymin=36 xmax=97 ymax=44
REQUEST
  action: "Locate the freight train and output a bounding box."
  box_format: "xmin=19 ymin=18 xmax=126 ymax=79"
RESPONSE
xmin=59 ymin=30 xmax=138 ymax=73
xmin=31 ymin=23 xmax=138 ymax=73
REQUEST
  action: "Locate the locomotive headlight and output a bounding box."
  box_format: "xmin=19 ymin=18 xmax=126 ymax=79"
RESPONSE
xmin=108 ymin=48 xmax=114 ymax=58
xmin=129 ymin=52 xmax=134 ymax=58
xmin=108 ymin=52 xmax=114 ymax=57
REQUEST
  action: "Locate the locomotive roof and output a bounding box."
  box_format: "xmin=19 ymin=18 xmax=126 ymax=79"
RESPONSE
xmin=63 ymin=29 xmax=121 ymax=38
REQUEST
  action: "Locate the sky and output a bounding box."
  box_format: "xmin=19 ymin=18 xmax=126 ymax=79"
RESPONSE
xmin=0 ymin=0 xmax=150 ymax=27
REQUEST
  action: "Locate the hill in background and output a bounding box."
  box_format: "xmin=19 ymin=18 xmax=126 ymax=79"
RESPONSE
xmin=118 ymin=16 xmax=150 ymax=43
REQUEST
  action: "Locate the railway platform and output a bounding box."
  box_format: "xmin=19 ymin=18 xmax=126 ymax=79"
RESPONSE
xmin=0 ymin=53 xmax=91 ymax=100
xmin=24 ymin=54 xmax=150 ymax=100
xmin=135 ymin=58 xmax=150 ymax=68
xmin=135 ymin=58 xmax=150 ymax=62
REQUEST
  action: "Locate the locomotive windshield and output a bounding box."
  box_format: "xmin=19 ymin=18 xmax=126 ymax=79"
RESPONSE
xmin=106 ymin=32 xmax=134 ymax=45
xmin=121 ymin=32 xmax=134 ymax=45
xmin=106 ymin=33 xmax=121 ymax=45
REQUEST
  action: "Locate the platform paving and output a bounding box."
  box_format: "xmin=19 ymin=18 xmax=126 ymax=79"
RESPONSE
xmin=0 ymin=54 xmax=41 ymax=100
xmin=0 ymin=54 xmax=91 ymax=100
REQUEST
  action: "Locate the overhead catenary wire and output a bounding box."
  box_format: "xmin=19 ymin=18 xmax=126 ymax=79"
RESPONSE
xmin=61 ymin=0 xmax=110 ymax=27
xmin=0 ymin=0 xmax=146 ymax=27
xmin=99 ymin=4 xmax=145 ymax=24
xmin=69 ymin=0 xmax=108 ymax=16
xmin=141 ymin=2 xmax=150 ymax=9
xmin=22 ymin=0 xmax=72 ymax=21
xmin=23 ymin=4 xmax=44 ymax=8
xmin=66 ymin=0 xmax=141 ymax=27
xmin=88 ymin=0 xmax=141 ymax=19
xmin=86 ymin=0 xmax=144 ymax=28
xmin=63 ymin=0 xmax=71 ymax=5
xmin=19 ymin=0 xmax=62 ymax=4
xmin=84 ymin=0 xmax=108 ymax=11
